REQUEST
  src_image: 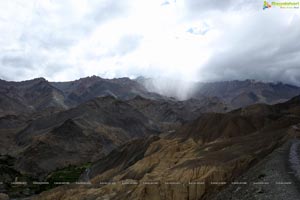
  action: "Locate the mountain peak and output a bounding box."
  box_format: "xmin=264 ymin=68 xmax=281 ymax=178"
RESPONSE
xmin=77 ymin=75 xmax=102 ymax=82
xmin=22 ymin=77 xmax=47 ymax=83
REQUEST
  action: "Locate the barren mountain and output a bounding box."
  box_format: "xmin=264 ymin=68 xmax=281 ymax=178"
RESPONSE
xmin=0 ymin=76 xmax=163 ymax=116
xmin=13 ymin=96 xmax=160 ymax=177
xmin=0 ymin=78 xmax=66 ymax=116
xmin=50 ymin=76 xmax=163 ymax=106
xmin=30 ymin=95 xmax=300 ymax=200
xmin=2 ymin=77 xmax=299 ymax=117
xmin=126 ymin=95 xmax=228 ymax=132
xmin=9 ymin=94 xmax=229 ymax=178
xmin=1 ymin=77 xmax=300 ymax=199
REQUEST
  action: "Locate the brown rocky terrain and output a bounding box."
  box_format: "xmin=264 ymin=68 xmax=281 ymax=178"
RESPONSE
xmin=28 ymin=96 xmax=300 ymax=200
xmin=212 ymin=138 xmax=300 ymax=200
xmin=0 ymin=77 xmax=230 ymax=178
xmin=0 ymin=89 xmax=225 ymax=194
xmin=1 ymin=77 xmax=300 ymax=199
xmin=0 ymin=78 xmax=66 ymax=116
xmin=13 ymin=96 xmax=160 ymax=177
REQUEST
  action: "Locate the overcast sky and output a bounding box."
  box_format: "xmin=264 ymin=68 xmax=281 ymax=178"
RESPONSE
xmin=0 ymin=0 xmax=300 ymax=85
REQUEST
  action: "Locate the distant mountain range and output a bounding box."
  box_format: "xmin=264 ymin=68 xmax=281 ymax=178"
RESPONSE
xmin=0 ymin=76 xmax=162 ymax=116
xmin=1 ymin=76 xmax=300 ymax=116
xmin=138 ymin=77 xmax=300 ymax=108
xmin=194 ymin=79 xmax=300 ymax=108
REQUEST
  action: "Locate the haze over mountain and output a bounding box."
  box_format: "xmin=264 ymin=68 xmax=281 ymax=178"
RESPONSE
xmin=137 ymin=77 xmax=300 ymax=107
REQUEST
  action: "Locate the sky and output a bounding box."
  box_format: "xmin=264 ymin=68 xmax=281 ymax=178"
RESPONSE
xmin=0 ymin=0 xmax=300 ymax=85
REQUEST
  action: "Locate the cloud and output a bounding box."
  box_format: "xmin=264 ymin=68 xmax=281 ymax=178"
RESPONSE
xmin=187 ymin=22 xmax=210 ymax=35
xmin=161 ymin=1 xmax=170 ymax=6
xmin=0 ymin=0 xmax=299 ymax=92
xmin=0 ymin=0 xmax=128 ymax=81
xmin=197 ymin=8 xmax=300 ymax=85
xmin=1 ymin=56 xmax=33 ymax=69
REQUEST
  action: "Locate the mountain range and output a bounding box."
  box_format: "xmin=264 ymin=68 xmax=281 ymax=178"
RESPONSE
xmin=29 ymin=95 xmax=300 ymax=200
xmin=0 ymin=76 xmax=300 ymax=199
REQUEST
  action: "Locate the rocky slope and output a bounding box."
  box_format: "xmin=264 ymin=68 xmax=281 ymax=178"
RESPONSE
xmin=50 ymin=76 xmax=163 ymax=106
xmin=0 ymin=94 xmax=224 ymax=179
xmin=1 ymin=77 xmax=300 ymax=199
xmin=0 ymin=78 xmax=230 ymax=178
xmin=13 ymin=96 xmax=160 ymax=177
xmin=29 ymin=96 xmax=300 ymax=200
xmin=0 ymin=78 xmax=66 ymax=116
xmin=0 ymin=76 xmax=163 ymax=116
xmin=126 ymin=95 xmax=228 ymax=132
xmin=212 ymin=138 xmax=300 ymax=200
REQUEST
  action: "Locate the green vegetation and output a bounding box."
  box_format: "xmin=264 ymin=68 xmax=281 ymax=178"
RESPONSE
xmin=0 ymin=155 xmax=92 ymax=198
xmin=36 ymin=162 xmax=92 ymax=192
xmin=46 ymin=163 xmax=91 ymax=183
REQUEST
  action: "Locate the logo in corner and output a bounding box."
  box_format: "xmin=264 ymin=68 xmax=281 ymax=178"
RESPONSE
xmin=263 ymin=1 xmax=272 ymax=9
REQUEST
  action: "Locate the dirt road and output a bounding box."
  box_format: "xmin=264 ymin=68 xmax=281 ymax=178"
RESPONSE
xmin=213 ymin=140 xmax=300 ymax=200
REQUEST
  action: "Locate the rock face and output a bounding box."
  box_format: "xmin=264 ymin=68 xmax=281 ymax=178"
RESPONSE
xmin=30 ymin=96 xmax=300 ymax=200
xmin=82 ymin=135 xmax=161 ymax=181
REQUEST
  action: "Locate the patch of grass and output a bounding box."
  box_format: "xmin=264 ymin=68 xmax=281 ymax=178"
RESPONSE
xmin=36 ymin=162 xmax=92 ymax=192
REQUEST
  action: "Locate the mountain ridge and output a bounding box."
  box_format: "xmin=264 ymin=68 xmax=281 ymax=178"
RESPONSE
xmin=1 ymin=76 xmax=300 ymax=199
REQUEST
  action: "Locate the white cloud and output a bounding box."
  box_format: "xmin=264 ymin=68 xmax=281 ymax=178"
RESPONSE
xmin=0 ymin=0 xmax=299 ymax=87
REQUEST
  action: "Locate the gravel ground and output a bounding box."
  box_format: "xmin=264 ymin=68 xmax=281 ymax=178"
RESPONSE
xmin=212 ymin=140 xmax=300 ymax=200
